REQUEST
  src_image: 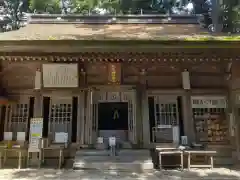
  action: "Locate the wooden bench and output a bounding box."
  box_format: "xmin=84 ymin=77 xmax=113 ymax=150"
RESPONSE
xmin=156 ymin=147 xmax=183 ymax=170
xmin=184 ymin=150 xmax=217 ymax=170
xmin=42 ymin=146 xmax=65 ymax=169
xmin=159 ymin=150 xmax=183 ymax=170
xmin=4 ymin=147 xmax=28 ymax=169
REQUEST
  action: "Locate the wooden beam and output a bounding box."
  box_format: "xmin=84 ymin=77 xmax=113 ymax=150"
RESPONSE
xmin=1 ymin=40 xmax=240 ymax=53
xmin=124 ymin=72 xmax=226 ymax=78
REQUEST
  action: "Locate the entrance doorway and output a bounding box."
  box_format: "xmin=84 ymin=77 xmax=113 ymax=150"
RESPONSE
xmin=148 ymin=96 xmax=183 ymax=143
xmin=98 ymin=102 xmax=128 ymax=142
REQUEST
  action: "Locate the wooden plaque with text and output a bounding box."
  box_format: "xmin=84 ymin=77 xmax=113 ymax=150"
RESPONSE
xmin=107 ymin=63 xmax=121 ymax=84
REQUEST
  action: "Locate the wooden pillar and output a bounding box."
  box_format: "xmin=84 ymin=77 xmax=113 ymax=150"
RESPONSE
xmin=142 ymin=88 xmax=150 ymax=148
xmin=138 ymin=69 xmax=150 ymax=148
xmin=33 ymin=91 xmax=42 ymax=117
xmin=229 ymin=90 xmax=238 ymax=161
xmin=212 ymin=0 xmax=222 ymax=32
xmin=233 ymin=91 xmax=240 ymax=161
xmin=85 ymin=90 xmax=93 ymax=145
xmin=230 ymin=61 xmax=240 ymax=160
xmin=131 ymin=90 xmax=137 ymax=144
xmin=34 ymin=66 xmax=42 ymax=118
xmin=182 ymin=91 xmax=195 ymax=143
xmin=77 ymin=92 xmax=85 ymax=145
xmin=84 ymin=91 xmax=89 ymax=145
xmin=32 ymin=91 xmax=42 ymax=163
xmin=135 ymin=87 xmax=143 ymax=146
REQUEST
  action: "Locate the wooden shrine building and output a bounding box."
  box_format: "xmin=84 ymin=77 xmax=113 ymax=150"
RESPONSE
xmin=0 ymin=22 xmax=240 ymax=165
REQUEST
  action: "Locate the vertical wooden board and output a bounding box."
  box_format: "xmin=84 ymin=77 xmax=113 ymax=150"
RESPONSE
xmin=107 ymin=63 xmax=121 ymax=84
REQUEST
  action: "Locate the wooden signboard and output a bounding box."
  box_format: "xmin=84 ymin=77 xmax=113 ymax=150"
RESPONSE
xmin=42 ymin=64 xmax=78 ymax=88
xmin=194 ymin=113 xmax=228 ymax=144
xmin=191 ymin=96 xmax=227 ymax=109
xmin=108 ymin=63 xmax=121 ymax=84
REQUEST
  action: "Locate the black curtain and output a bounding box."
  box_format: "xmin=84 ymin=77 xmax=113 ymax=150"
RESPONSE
xmin=42 ymin=97 xmax=50 ymax=138
xmin=71 ymin=97 xmax=78 ymax=142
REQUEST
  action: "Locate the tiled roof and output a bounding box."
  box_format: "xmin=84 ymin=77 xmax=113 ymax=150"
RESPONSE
xmin=0 ymin=24 xmax=210 ymax=40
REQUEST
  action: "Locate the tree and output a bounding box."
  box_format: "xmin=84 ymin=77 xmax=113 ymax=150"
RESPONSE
xmin=71 ymin=0 xmax=98 ymax=14
xmin=222 ymin=0 xmax=240 ymax=33
xmin=0 ymin=0 xmax=24 ymax=30
xmin=29 ymin=0 xmax=61 ymax=13
xmin=100 ymin=0 xmax=120 ymax=14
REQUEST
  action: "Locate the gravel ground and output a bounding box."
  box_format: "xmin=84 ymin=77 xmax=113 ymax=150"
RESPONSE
xmin=0 ymin=168 xmax=240 ymax=180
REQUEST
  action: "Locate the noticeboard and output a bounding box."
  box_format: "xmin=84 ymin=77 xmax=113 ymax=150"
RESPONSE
xmin=28 ymin=118 xmax=43 ymax=152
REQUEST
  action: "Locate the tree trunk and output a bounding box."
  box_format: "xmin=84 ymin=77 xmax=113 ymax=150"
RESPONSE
xmin=211 ymin=0 xmax=222 ymax=33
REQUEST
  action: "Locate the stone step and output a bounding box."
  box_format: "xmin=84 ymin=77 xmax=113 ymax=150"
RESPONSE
xmin=75 ymin=150 xmax=109 ymax=156
xmin=121 ymin=142 xmax=132 ymax=149
xmin=94 ymin=141 xmax=133 ymax=149
xmin=73 ymin=159 xmax=154 ymax=171
xmin=75 ymin=149 xmax=150 ymax=156
xmin=118 ymin=149 xmax=150 ymax=156
xmin=74 ymin=155 xmax=152 ymax=162
xmin=73 ymin=149 xmax=154 ymax=171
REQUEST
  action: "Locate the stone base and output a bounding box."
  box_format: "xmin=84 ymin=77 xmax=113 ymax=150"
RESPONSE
xmin=73 ymin=149 xmax=154 ymax=171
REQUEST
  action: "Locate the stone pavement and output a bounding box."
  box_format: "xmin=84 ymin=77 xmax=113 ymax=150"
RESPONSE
xmin=1 ymin=168 xmax=240 ymax=180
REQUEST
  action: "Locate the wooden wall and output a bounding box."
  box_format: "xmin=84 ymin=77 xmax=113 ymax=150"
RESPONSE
xmin=0 ymin=60 xmax=230 ymax=91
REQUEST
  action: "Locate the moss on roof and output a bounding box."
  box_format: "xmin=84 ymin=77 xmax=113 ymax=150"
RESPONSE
xmin=0 ymin=24 xmax=240 ymax=52
xmin=184 ymin=35 xmax=240 ymax=41
xmin=0 ymin=23 xmax=236 ymax=41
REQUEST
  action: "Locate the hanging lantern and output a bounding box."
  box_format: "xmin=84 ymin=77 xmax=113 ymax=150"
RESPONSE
xmin=34 ymin=68 xmax=42 ymax=90
xmin=182 ymin=70 xmax=191 ymax=90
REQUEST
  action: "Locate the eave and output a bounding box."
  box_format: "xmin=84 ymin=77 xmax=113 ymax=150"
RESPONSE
xmin=0 ymin=40 xmax=240 ymax=53
xmin=0 ymin=51 xmax=238 ymax=62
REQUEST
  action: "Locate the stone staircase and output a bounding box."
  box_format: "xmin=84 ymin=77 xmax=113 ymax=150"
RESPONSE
xmin=73 ymin=149 xmax=154 ymax=171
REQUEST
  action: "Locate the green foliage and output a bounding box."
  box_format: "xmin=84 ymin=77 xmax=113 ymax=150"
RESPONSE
xmin=71 ymin=0 xmax=96 ymax=14
xmin=29 ymin=0 xmax=46 ymax=12
xmin=3 ymin=0 xmax=24 ymax=29
xmin=221 ymin=1 xmax=240 ymax=32
xmin=185 ymin=36 xmax=240 ymax=41
xmin=232 ymin=5 xmax=240 ymax=23
xmin=29 ymin=0 xmax=61 ymax=13
xmin=100 ymin=0 xmax=120 ymax=14
xmin=71 ymin=0 xmax=120 ymax=14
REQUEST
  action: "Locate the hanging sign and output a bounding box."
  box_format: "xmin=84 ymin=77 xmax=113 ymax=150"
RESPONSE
xmin=182 ymin=71 xmax=191 ymax=90
xmin=191 ymin=96 xmax=227 ymax=108
xmin=108 ymin=63 xmax=121 ymax=84
xmin=157 ymin=125 xmax=172 ymax=129
xmin=34 ymin=69 xmax=41 ymax=90
xmin=172 ymin=126 xmax=179 ymax=144
xmin=106 ymin=92 xmax=121 ymax=102
xmin=42 ymin=64 xmax=78 ymax=88
xmin=181 ymin=136 xmax=188 ymax=145
xmin=55 ymin=132 xmax=67 ymax=143
xmin=29 ymin=118 xmax=43 ymax=152
xmin=4 ymin=132 xmax=12 ymax=141
xmin=235 ymin=94 xmax=240 ymax=105
xmin=109 ymin=136 xmax=116 ymax=146
xmin=97 ymin=137 xmax=104 ymax=144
